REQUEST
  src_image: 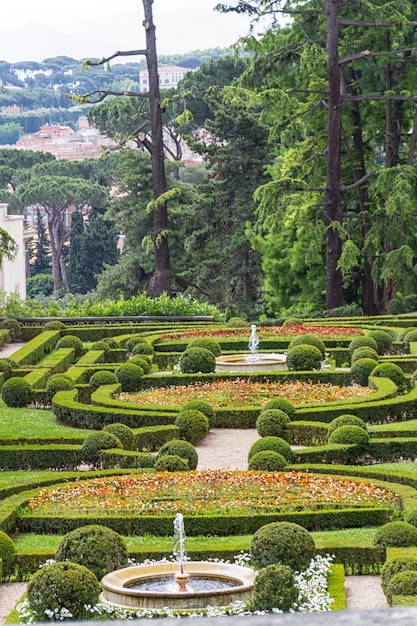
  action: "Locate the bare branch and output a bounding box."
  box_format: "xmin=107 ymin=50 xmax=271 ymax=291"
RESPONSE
xmin=340 ymin=171 xmax=376 ymax=191
xmin=84 ymin=49 xmax=147 ymax=66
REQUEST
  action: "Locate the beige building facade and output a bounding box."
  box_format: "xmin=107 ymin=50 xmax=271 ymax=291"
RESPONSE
xmin=0 ymin=204 xmax=27 ymax=300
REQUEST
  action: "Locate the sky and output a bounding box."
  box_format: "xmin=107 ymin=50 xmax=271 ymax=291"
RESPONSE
xmin=0 ymin=0 xmax=255 ymax=63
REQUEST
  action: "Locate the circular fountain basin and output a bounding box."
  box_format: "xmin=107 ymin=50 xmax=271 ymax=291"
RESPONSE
xmin=215 ymin=353 xmax=287 ymax=373
xmin=100 ymin=561 xmax=255 ymax=610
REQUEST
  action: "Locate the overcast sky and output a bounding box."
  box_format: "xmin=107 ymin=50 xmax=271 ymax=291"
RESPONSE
xmin=0 ymin=0 xmax=255 ymax=63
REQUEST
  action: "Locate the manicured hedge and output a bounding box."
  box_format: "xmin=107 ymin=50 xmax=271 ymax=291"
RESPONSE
xmin=0 ymin=445 xmax=81 ymax=471
xmin=9 ymin=331 xmax=61 ymax=366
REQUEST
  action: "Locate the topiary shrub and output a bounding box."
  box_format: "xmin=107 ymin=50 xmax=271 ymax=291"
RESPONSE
xmin=370 ymin=362 xmax=409 ymax=392
xmin=373 ymin=521 xmax=417 ymax=548
xmin=0 ymin=358 xmax=13 ymax=380
xmin=89 ymin=340 xmax=111 ymax=356
xmin=227 ymin=317 xmax=249 ymax=327
xmin=286 ymin=344 xmax=322 ymax=371
xmin=348 ymin=335 xmax=379 ymax=354
xmin=115 ymin=362 xmax=143 ymax=392
xmin=131 ymin=342 xmax=154 ymax=357
xmin=386 ymin=571 xmax=417 ymax=604
xmin=252 ymin=563 xmax=298 ymax=612
xmin=1 ymin=318 xmax=20 ymax=339
xmin=256 ymin=409 xmax=290 ymax=438
xmin=124 ymin=335 xmax=148 ymax=352
xmin=89 ymin=370 xmax=119 ymax=389
xmin=248 ymin=436 xmax=293 ymax=462
xmin=1 ymin=376 xmax=33 ymax=407
xmin=103 ymin=337 xmax=119 ymax=349
xmin=328 ymin=425 xmax=370 ymax=446
xmin=55 ymin=524 xmax=129 ymax=581
xmin=248 ymin=450 xmax=288 ymax=471
xmin=154 ymin=454 xmax=190 ymax=472
xmin=157 ymin=439 xmax=198 ymax=470
xmin=188 ymin=337 xmax=222 ymax=357
xmin=129 ymin=355 xmax=152 ymax=374
xmin=263 ymin=397 xmax=296 ymax=420
xmin=80 ymin=431 xmax=123 ymax=467
xmin=43 ymin=320 xmax=66 ymax=331
xmin=180 ymin=400 xmax=216 ymax=426
xmin=328 ymin=414 xmax=368 ymax=436
xmin=179 ymin=347 xmax=216 ymax=374
xmin=288 ymin=333 xmax=326 ymax=358
xmin=0 ymin=530 xmax=16 ymax=578
xmin=55 ymin=335 xmax=84 ymax=358
xmin=27 ymin=561 xmax=100 ymax=619
xmin=103 ymin=423 xmax=136 ymax=451
xmin=351 ymin=347 xmax=379 ymax=364
xmin=381 ymin=557 xmax=417 ymax=596
xmin=45 ymin=375 xmax=75 ymax=402
xmin=403 ymin=329 xmax=417 ymax=353
xmin=350 ymin=357 xmax=378 ymax=386
xmin=403 ymin=294 xmax=417 ymax=313
xmin=175 ymin=409 xmax=209 ymax=444
xmin=367 ymin=330 xmax=393 ymax=355
xmin=250 ymin=521 xmax=316 ymax=571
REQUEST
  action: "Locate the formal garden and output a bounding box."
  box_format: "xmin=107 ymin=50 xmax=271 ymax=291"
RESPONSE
xmin=3 ymin=310 xmax=417 ymax=619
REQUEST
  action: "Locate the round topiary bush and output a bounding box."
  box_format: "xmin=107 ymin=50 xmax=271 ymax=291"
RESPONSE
xmin=373 ymin=521 xmax=417 ymax=548
xmin=288 ymin=333 xmax=326 ymax=358
xmin=129 ymin=355 xmax=152 ymax=374
xmin=1 ymin=318 xmax=20 ymax=339
xmin=55 ymin=524 xmax=129 ymax=581
xmin=0 ymin=530 xmax=16 ymax=578
xmin=286 ymin=344 xmax=323 ymax=371
xmin=103 ymin=423 xmax=136 ymax=451
xmin=188 ymin=337 xmax=222 ymax=357
xmin=131 ymin=341 xmax=154 ymax=357
xmin=227 ymin=317 xmax=249 ymax=327
xmin=0 ymin=358 xmax=13 ymax=380
xmin=252 ymin=563 xmax=298 ymax=612
xmin=89 ymin=370 xmax=119 ymax=389
xmin=157 ymin=439 xmax=198 ymax=470
xmin=328 ymin=414 xmax=368 ymax=436
xmin=45 ymin=375 xmax=75 ymax=401
xmin=80 ymin=431 xmax=123 ymax=466
xmin=43 ymin=320 xmax=66 ymax=331
xmin=55 ymin=335 xmax=84 ymax=358
xmin=154 ymin=454 xmax=190 ymax=472
xmin=180 ymin=400 xmax=216 ymax=426
xmin=370 ymin=362 xmax=409 ymax=392
xmin=27 ymin=561 xmax=100 ymax=619
xmin=381 ymin=557 xmax=417 ymax=596
xmin=89 ymin=340 xmax=111 ymax=356
xmin=350 ymin=357 xmax=379 ymax=386
xmin=248 ymin=436 xmax=293 ymax=462
xmin=174 ymin=409 xmax=209 ymax=444
xmin=115 ymin=362 xmax=144 ymax=392
xmin=367 ymin=330 xmax=393 ymax=355
xmin=124 ymin=335 xmax=148 ymax=352
xmin=248 ymin=450 xmax=288 ymax=471
xmin=1 ymin=376 xmax=33 ymax=407
xmin=103 ymin=337 xmax=119 ymax=349
xmin=179 ymin=347 xmax=216 ymax=374
xmin=328 ymin=424 xmax=370 ymax=446
xmin=263 ymin=397 xmax=296 ymax=420
xmin=351 ymin=347 xmax=379 ymax=364
xmin=348 ymin=335 xmax=379 ymax=354
xmin=256 ymin=409 xmax=290 ymax=438
xmin=403 ymin=329 xmax=417 ymax=353
xmin=250 ymin=521 xmax=316 ymax=571
xmin=386 ymin=571 xmax=417 ymax=604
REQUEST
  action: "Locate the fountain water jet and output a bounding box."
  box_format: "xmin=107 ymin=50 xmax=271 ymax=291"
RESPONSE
xmin=215 ymin=324 xmax=287 ymax=372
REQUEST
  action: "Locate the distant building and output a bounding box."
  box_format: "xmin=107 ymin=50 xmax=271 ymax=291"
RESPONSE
xmin=139 ymin=65 xmax=192 ymax=93
xmin=0 ymin=204 xmax=28 ymax=300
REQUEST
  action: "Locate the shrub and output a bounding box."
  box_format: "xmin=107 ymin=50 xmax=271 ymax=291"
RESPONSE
xmin=80 ymin=431 xmax=123 ymax=466
xmin=1 ymin=377 xmax=33 ymax=407
xmin=250 ymin=521 xmax=316 ymax=571
xmin=157 ymin=439 xmax=198 ymax=470
xmin=328 ymin=425 xmax=370 ymax=446
xmin=256 ymin=409 xmax=290 ymax=438
xmin=286 ymin=344 xmax=322 ymax=371
xmin=381 ymin=558 xmax=417 ymax=595
xmin=43 ymin=320 xmax=66 ymax=331
xmin=90 ymin=340 xmax=111 ymax=356
xmin=89 ymin=370 xmax=119 ymax=389
xmin=348 ymin=335 xmax=379 ymax=354
xmin=175 ymin=409 xmax=209 ymax=444
xmin=115 ymin=362 xmax=144 ymax=392
xmin=180 ymin=400 xmax=216 ymax=425
xmin=387 ymin=571 xmax=417 ymax=604
xmin=179 ymin=347 xmax=216 ymax=373
xmin=328 ymin=414 xmax=368 ymax=436
xmin=0 ymin=531 xmax=16 ymax=578
xmin=26 ymin=274 xmax=54 ymax=299
xmin=403 ymin=329 xmax=417 ymax=352
xmin=248 ymin=436 xmax=293 ymax=461
xmin=124 ymin=335 xmax=149 ymax=351
xmin=288 ymin=333 xmax=326 ymax=358
xmin=131 ymin=341 xmax=154 ymax=357
xmin=227 ymin=317 xmax=249 ymax=327
xmin=263 ymin=397 xmax=296 ymax=420
xmin=403 ymin=294 xmax=417 ymax=313
xmin=45 ymin=375 xmax=74 ymax=401
xmin=367 ymin=330 xmax=393 ymax=355
xmin=1 ymin=318 xmax=19 ymax=339
xmin=373 ymin=521 xmax=417 ymax=548
xmin=103 ymin=423 xmax=136 ymax=451
xmin=103 ymin=337 xmax=118 ymax=349
xmin=370 ymin=362 xmax=409 ymax=392
xmin=154 ymin=454 xmax=190 ymax=472
xmin=27 ymin=561 xmax=100 ymax=619
xmin=248 ymin=450 xmax=288 ymax=471
xmin=55 ymin=335 xmax=84 ymax=358
xmin=0 ymin=358 xmax=13 ymax=380
xmin=129 ymin=355 xmax=152 ymax=374
xmin=55 ymin=524 xmax=129 ymax=581
xmin=350 ymin=357 xmax=378 ymax=386
xmin=252 ymin=563 xmax=298 ymax=612
xmin=351 ymin=347 xmax=379 ymax=364
xmin=188 ymin=337 xmax=222 ymax=357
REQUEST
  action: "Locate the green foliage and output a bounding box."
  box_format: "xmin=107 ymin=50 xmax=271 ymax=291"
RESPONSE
xmin=350 ymin=357 xmax=379 ymax=386
xmin=288 ymin=333 xmax=326 ymax=358
xmin=0 ymin=530 xmax=16 ymax=578
xmin=154 ymin=454 xmax=190 ymax=472
xmin=1 ymin=317 xmax=19 ymax=339
xmin=55 ymin=524 xmax=129 ymax=581
xmin=381 ymin=558 xmax=417 ymax=596
xmin=114 ymin=363 xmax=144 ymax=392
xmin=89 ymin=340 xmax=111 ymax=355
xmin=174 ymin=409 xmax=210 ymax=444
xmin=45 ymin=375 xmax=74 ymax=401
xmin=248 ymin=450 xmax=288 ymax=471
xmin=131 ymin=341 xmax=154 ymax=357
xmin=129 ymin=355 xmax=152 ymax=374
xmin=252 ymin=563 xmax=298 ymax=612
xmin=26 ymin=274 xmax=54 ymax=299
xmin=248 ymin=436 xmax=293 ymax=461
xmin=387 ymin=571 xmax=417 ymax=604
xmin=1 ymin=376 xmax=33 ymax=407
xmin=227 ymin=317 xmax=249 ymax=327
xmin=27 ymin=561 xmax=101 ymax=619
xmin=0 ymin=358 xmax=13 ymax=379
xmin=328 ymin=425 xmax=370 ymax=446
xmin=55 ymin=335 xmax=83 ymax=358
xmin=250 ymin=521 xmax=316 ymax=571
xmin=348 ymin=336 xmax=379 ymax=354
xmin=373 ymin=522 xmax=417 ymax=548
xmin=188 ymin=337 xmax=222 ymax=357
xmin=351 ymin=347 xmax=379 ymax=364
xmin=179 ymin=399 xmax=216 ymax=425
xmin=157 ymin=439 xmax=198 ymax=470
xmin=256 ymin=409 xmax=290 ymax=438
xmin=328 ymin=414 xmax=367 ymax=435
xmin=370 ymin=362 xmax=409 ymax=391
xmin=80 ymin=431 xmax=122 ymax=466
xmin=367 ymin=330 xmax=393 ymax=355
xmin=103 ymin=423 xmax=136 ymax=451
xmin=179 ymin=347 xmax=216 ymax=373
xmin=286 ymin=344 xmax=323 ymax=371
xmin=42 ymin=320 xmax=66 ymax=331
xmin=89 ymin=370 xmax=119 ymax=389
xmin=263 ymin=397 xmax=296 ymax=420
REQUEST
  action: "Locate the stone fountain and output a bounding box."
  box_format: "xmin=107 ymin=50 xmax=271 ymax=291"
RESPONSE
xmin=100 ymin=513 xmax=255 ymax=610
xmin=215 ymin=324 xmax=287 ymax=373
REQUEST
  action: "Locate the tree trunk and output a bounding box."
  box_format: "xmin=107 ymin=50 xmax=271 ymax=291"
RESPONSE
xmin=46 ymin=217 xmax=61 ymax=291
